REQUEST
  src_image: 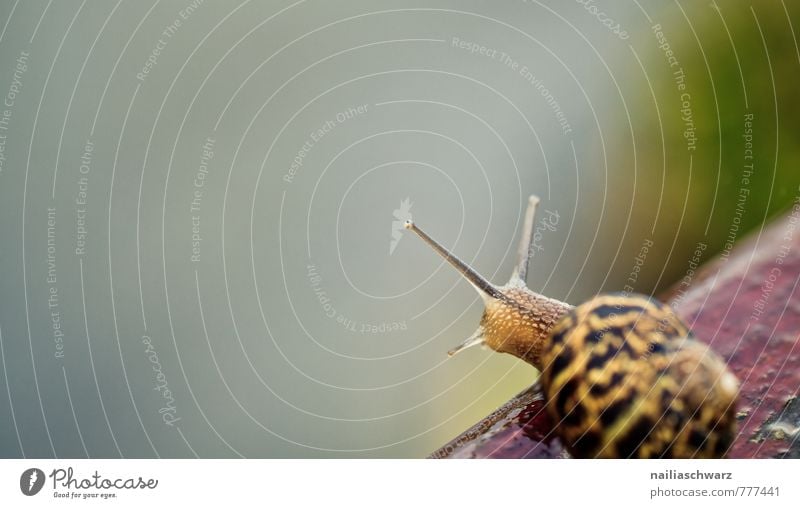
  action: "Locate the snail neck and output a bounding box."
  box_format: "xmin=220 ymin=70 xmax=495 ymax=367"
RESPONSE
xmin=481 ymin=286 xmax=573 ymax=370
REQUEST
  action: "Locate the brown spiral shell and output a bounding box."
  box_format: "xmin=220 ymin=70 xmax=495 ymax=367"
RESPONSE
xmin=539 ymin=293 xmax=739 ymax=458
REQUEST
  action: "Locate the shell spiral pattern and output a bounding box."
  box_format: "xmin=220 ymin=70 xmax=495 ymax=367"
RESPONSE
xmin=540 ymin=293 xmax=738 ymax=458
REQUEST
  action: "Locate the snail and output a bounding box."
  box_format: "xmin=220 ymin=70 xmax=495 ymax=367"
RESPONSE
xmin=403 ymin=195 xmax=739 ymax=458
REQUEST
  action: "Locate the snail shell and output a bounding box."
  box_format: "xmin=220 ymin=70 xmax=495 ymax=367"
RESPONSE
xmin=540 ymin=293 xmax=738 ymax=458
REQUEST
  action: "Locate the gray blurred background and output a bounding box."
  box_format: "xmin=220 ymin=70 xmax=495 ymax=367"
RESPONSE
xmin=0 ymin=0 xmax=798 ymax=458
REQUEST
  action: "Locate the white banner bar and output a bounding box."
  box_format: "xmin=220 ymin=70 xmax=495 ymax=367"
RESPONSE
xmin=1 ymin=459 xmax=797 ymax=507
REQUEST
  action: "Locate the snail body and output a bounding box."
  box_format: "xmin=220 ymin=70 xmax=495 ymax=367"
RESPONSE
xmin=404 ymin=196 xmax=739 ymax=458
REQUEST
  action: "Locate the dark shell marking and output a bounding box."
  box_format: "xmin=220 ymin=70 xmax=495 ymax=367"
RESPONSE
xmin=539 ymin=293 xmax=738 ymax=458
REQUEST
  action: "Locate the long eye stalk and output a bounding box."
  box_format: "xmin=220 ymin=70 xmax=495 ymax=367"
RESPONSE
xmin=403 ymin=220 xmax=503 ymax=300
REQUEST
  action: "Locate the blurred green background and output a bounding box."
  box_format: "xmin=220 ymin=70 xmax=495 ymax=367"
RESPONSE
xmin=0 ymin=0 xmax=797 ymax=458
